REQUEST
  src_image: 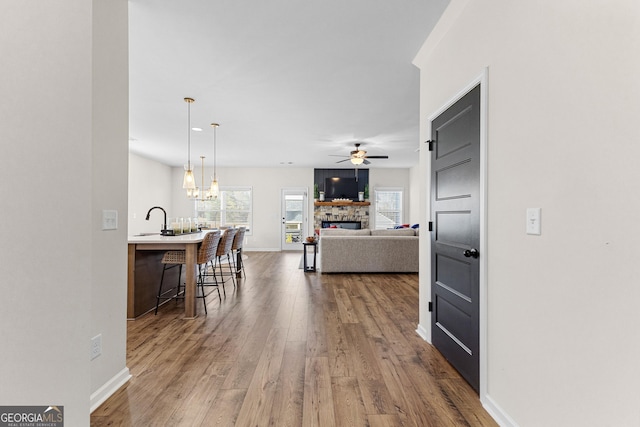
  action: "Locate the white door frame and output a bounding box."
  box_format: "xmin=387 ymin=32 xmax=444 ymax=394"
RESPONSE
xmin=281 ymin=187 xmax=308 ymax=251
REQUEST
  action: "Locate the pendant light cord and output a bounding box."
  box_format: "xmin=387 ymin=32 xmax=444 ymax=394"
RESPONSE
xmin=213 ymin=124 xmax=217 ymax=180
xmin=211 ymin=122 xmax=219 ymax=180
xmin=187 ymin=101 xmax=191 ymax=170
xmin=201 ymin=156 xmax=205 ymax=192
xmin=184 ymin=97 xmax=195 ymax=170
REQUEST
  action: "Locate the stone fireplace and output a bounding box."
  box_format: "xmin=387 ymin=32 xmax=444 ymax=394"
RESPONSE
xmin=313 ymin=202 xmax=370 ymax=231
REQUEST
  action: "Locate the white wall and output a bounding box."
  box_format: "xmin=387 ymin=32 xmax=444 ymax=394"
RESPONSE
xmin=408 ymin=165 xmax=421 ymax=225
xmin=90 ymin=0 xmax=130 ymax=411
xmin=414 ymin=1 xmax=640 ymax=425
xmin=128 ymin=153 xmax=173 ymax=236
xmin=0 ymin=1 xmax=129 ymax=424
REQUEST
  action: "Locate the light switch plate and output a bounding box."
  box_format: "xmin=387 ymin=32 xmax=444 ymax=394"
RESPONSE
xmin=526 ymin=208 xmax=541 ymax=235
xmin=102 ymin=210 xmax=118 ymax=230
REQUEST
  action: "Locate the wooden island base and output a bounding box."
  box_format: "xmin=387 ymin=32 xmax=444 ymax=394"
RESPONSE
xmin=127 ymin=249 xmax=183 ymax=319
xmin=128 ymin=231 xmax=210 ymax=319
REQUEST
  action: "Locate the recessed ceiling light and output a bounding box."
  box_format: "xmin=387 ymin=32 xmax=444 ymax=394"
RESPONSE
xmin=192 ymin=127 xmax=203 ymax=132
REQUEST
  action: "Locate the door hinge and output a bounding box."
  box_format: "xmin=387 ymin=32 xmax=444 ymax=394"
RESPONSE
xmin=428 ymin=301 xmax=433 ymax=312
xmin=426 ymin=140 xmax=435 ymax=151
xmin=428 ymin=221 xmax=433 ymax=232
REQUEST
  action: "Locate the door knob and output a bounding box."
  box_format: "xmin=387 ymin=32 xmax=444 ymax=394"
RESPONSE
xmin=463 ymin=248 xmax=479 ymax=259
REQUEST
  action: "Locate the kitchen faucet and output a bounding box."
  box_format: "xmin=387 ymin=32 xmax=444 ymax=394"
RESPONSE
xmin=145 ymin=206 xmax=170 ymax=235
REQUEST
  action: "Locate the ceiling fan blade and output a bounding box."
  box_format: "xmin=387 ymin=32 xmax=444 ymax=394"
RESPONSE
xmin=335 ymin=158 xmax=351 ymax=163
xmin=363 ymin=159 xmax=371 ymax=165
xmin=365 ymin=155 xmax=388 ymax=159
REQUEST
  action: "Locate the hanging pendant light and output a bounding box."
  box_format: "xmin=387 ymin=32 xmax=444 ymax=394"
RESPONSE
xmin=182 ymin=97 xmax=196 ymax=192
xmin=198 ymin=155 xmax=208 ymax=200
xmin=191 ymin=154 xmax=200 ymax=200
xmin=210 ymin=123 xmax=220 ymax=199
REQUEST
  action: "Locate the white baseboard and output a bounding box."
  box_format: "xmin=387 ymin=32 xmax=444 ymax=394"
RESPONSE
xmin=416 ymin=323 xmax=513 ymax=426
xmin=482 ymin=394 xmax=518 ymax=427
xmin=415 ymin=323 xmax=431 ymax=343
xmin=90 ymin=367 xmax=131 ymax=413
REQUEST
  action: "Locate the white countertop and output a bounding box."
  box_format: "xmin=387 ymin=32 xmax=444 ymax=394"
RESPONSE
xmin=128 ymin=230 xmax=216 ymax=244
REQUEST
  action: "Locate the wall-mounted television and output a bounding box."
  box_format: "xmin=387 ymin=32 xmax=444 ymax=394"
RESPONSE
xmin=325 ymin=177 xmax=358 ymax=200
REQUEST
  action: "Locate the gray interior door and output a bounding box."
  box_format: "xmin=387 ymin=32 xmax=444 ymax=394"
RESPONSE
xmin=430 ymin=84 xmax=481 ymax=392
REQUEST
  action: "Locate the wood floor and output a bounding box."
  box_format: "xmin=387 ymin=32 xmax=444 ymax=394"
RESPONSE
xmin=91 ymin=251 xmax=497 ymax=427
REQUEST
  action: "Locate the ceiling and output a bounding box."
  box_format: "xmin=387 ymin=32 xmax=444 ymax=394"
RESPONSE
xmin=128 ymin=0 xmax=449 ymax=169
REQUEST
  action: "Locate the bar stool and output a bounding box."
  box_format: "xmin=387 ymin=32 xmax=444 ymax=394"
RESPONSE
xmin=231 ymin=226 xmax=246 ymax=278
xmin=212 ymin=228 xmax=237 ymax=292
xmin=155 ymin=230 xmax=221 ymax=315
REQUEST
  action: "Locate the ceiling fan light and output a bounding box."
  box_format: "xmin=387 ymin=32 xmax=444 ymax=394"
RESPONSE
xmin=351 ymin=157 xmax=364 ymax=165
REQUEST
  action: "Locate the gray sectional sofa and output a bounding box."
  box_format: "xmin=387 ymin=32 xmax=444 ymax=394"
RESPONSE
xmin=319 ymin=228 xmax=419 ymax=273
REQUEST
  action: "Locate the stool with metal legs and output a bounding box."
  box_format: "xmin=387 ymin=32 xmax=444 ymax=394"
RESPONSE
xmin=155 ymin=230 xmax=221 ymax=315
xmin=212 ymin=228 xmax=237 ymax=292
xmin=231 ymin=226 xmax=246 ymax=278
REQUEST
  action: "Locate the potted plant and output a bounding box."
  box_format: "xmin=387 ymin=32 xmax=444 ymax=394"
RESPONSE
xmin=364 ymin=183 xmax=369 ymax=201
xmin=314 ymin=183 xmax=319 ymax=201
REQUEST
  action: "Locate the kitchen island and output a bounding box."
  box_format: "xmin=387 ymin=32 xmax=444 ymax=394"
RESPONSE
xmin=127 ymin=231 xmax=214 ymax=319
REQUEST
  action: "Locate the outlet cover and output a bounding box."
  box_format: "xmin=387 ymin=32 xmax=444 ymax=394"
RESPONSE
xmin=91 ymin=334 xmax=102 ymax=360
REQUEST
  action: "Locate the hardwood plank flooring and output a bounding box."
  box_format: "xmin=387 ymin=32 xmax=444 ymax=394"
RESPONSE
xmin=91 ymin=251 xmax=496 ymax=427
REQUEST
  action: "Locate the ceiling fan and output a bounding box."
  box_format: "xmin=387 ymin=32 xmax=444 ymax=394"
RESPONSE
xmin=332 ymin=143 xmax=389 ymax=165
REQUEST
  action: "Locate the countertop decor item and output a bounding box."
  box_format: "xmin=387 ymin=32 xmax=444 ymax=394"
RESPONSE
xmin=306 ymin=236 xmax=316 ymax=243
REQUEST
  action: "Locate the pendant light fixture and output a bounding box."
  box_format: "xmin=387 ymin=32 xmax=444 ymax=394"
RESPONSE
xmin=210 ymin=122 xmax=220 ymax=199
xmin=187 ymin=155 xmax=214 ymax=201
xmin=182 ymin=97 xmax=196 ymax=195
xmin=198 ymin=155 xmax=208 ymax=200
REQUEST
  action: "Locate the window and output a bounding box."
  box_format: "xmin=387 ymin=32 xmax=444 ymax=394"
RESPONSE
xmin=195 ymin=186 xmax=252 ymax=233
xmin=374 ymin=188 xmax=403 ymax=229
